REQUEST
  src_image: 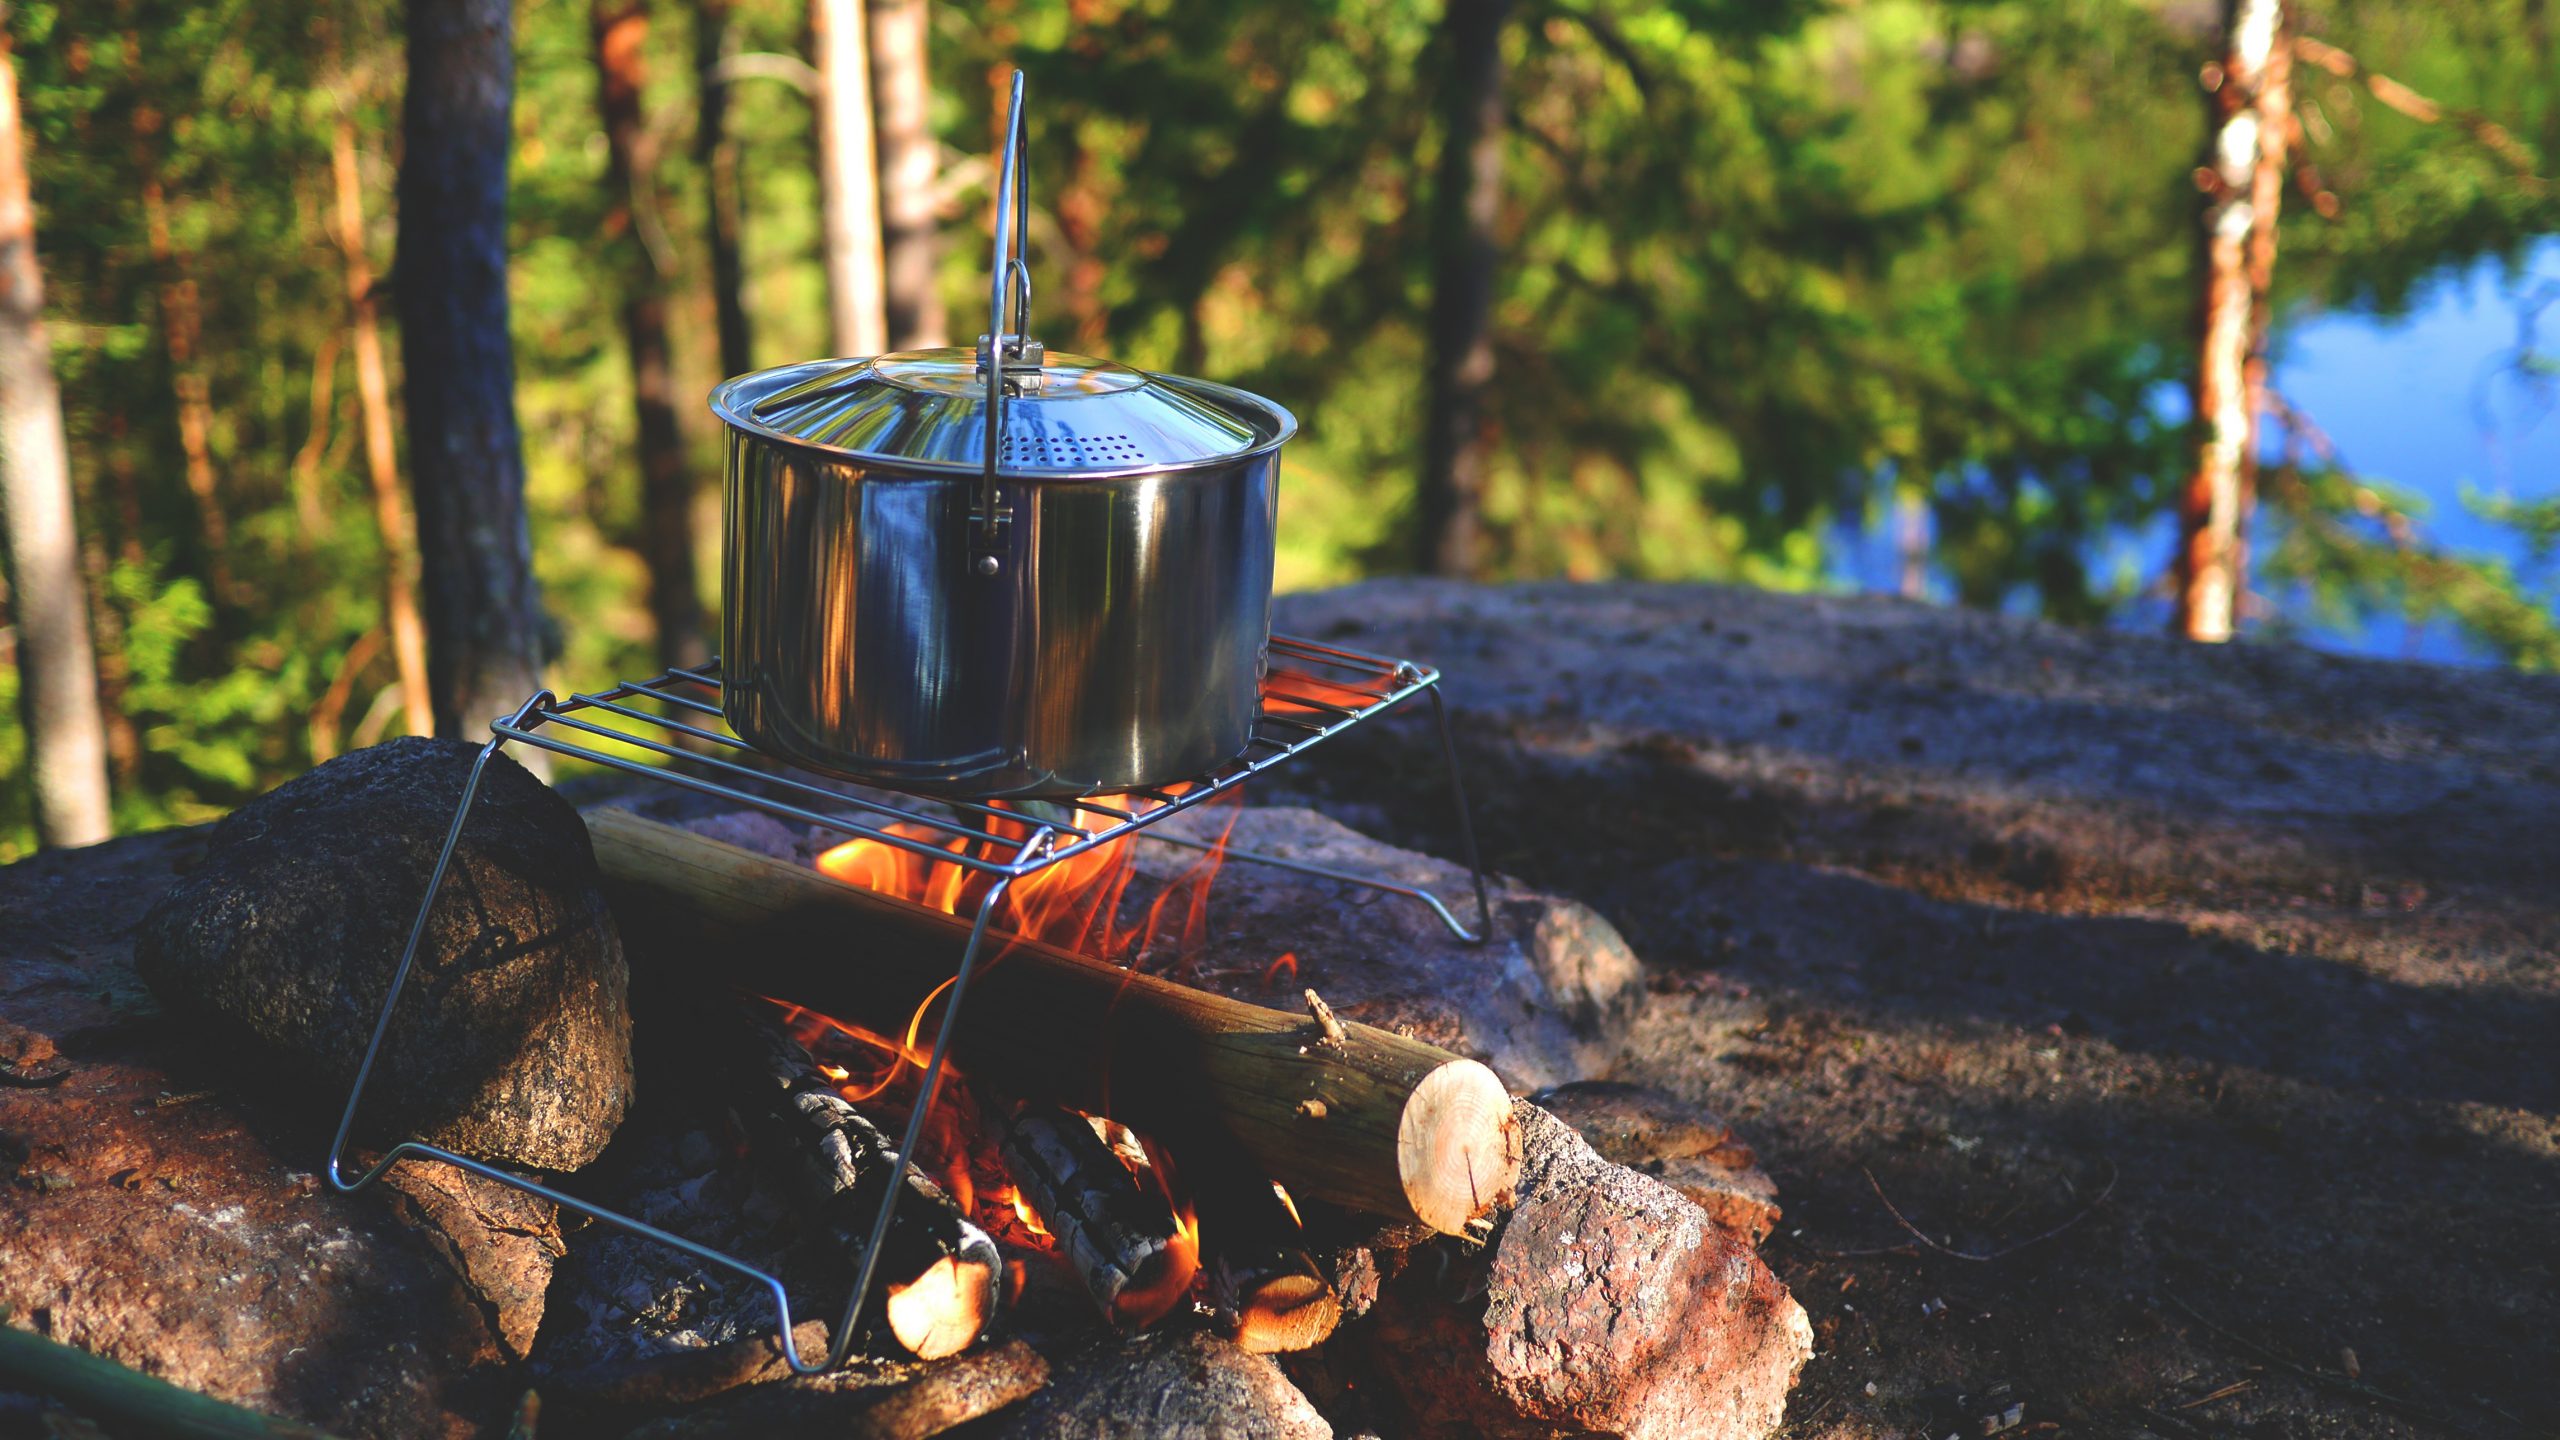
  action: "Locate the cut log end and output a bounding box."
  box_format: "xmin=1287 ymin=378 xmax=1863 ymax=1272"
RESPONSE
xmin=1396 ymin=1059 xmax=1521 ymax=1233
xmin=885 ymin=1253 xmax=1000 ymax=1362
xmin=1230 ymin=1270 xmax=1342 ymax=1355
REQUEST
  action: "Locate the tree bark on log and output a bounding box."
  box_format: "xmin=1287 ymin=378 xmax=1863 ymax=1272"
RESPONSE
xmin=982 ymin=1095 xmax=1196 ymax=1328
xmin=1415 ymin=0 xmax=1510 ymax=578
xmin=329 ymin=118 xmax=434 ymax=742
xmin=812 ymin=0 xmax=887 ymax=355
xmin=586 ymin=809 xmax=1522 ymax=1236
xmin=731 ymin=1006 xmax=1001 ymax=1360
xmin=399 ymin=0 xmax=550 ymax=743
xmin=593 ymin=1 xmax=707 ymax=671
xmin=867 ymin=0 xmax=943 ymax=350
xmin=2174 ymin=0 xmax=2286 ymax=642
xmin=0 ymin=31 xmax=112 ymax=848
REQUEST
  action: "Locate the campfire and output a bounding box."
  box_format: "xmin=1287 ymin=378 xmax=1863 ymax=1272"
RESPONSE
xmin=750 ymin=790 xmax=1358 ymax=1362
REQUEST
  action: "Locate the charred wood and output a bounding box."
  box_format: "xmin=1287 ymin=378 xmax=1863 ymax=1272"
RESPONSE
xmin=729 ymin=1007 xmax=1000 ymax=1360
xmin=981 ymin=1096 xmax=1195 ymax=1329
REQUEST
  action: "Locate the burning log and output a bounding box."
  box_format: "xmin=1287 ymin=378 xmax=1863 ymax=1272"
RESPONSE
xmin=730 ymin=1008 xmax=1002 ymax=1360
xmin=588 ymin=809 xmax=1521 ymax=1237
xmin=1193 ymin=1155 xmax=1342 ymax=1355
xmin=980 ymin=1096 xmax=1197 ymax=1328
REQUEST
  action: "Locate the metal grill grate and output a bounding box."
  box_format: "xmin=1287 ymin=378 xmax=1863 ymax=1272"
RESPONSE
xmin=326 ymin=631 xmax=1492 ymax=1377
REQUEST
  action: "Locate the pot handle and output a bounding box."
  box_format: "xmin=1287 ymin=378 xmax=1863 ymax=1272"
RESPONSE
xmin=973 ymin=70 xmax=1036 ymax=575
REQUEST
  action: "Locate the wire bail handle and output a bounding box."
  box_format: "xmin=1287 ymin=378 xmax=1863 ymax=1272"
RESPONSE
xmin=974 ymin=70 xmax=1038 ymax=574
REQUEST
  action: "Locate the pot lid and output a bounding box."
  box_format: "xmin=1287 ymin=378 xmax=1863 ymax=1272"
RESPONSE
xmin=713 ymin=347 xmax=1293 ymax=476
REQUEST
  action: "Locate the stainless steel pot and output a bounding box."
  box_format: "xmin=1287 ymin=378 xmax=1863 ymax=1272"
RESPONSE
xmin=708 ymin=74 xmax=1296 ymax=798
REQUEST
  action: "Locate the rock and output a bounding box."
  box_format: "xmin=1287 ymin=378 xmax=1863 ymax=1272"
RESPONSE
xmin=1360 ymin=1103 xmax=1810 ymax=1440
xmin=1131 ymin=807 xmax=1643 ymax=1091
xmin=986 ymin=1330 xmax=1332 ymax=1440
xmin=379 ymin=1162 xmax=566 ymax=1359
xmin=135 ymin=736 xmax=634 ymax=1172
xmin=1272 ymin=579 xmax=2560 ymax=908
xmin=1529 ymin=1080 xmax=1781 ymax=1243
xmin=0 ymin=828 xmax=513 ymax=1438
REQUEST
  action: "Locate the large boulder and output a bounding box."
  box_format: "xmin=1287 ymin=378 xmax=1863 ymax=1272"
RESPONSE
xmin=136 ymin=737 xmax=633 ymax=1172
xmin=1360 ymin=1103 xmax=1811 ymax=1440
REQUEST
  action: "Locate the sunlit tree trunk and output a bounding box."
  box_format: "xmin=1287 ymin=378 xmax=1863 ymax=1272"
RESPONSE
xmin=594 ymin=1 xmax=707 ymax=670
xmin=1417 ymin=0 xmax=1509 ymax=578
xmin=869 ymin=0 xmax=943 ymax=350
xmin=331 ymin=120 xmax=434 ymax=739
xmin=2175 ymin=0 xmax=2286 ymax=642
xmin=696 ymin=0 xmax=754 ymax=379
xmin=0 ymin=33 xmax=111 ymax=847
xmin=812 ymin=0 xmax=887 ymax=356
xmin=400 ymin=0 xmax=551 ymax=743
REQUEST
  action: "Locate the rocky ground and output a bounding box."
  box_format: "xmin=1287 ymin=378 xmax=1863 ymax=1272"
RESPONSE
xmin=1264 ymin=580 xmax=2560 ymax=1440
xmin=4 ymin=578 xmax=2553 ymax=1439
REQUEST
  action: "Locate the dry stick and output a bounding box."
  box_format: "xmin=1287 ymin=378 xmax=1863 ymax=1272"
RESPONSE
xmin=588 ymin=810 xmax=1521 ymax=1236
xmin=731 ymin=1007 xmax=1002 ymax=1359
xmin=982 ymin=1096 xmax=1196 ymax=1328
xmin=2291 ymin=34 xmax=2547 ymax=187
xmin=620 ymin=1338 xmax=1050 ymax=1440
xmin=1858 ymin=1162 xmax=2117 ymax=1262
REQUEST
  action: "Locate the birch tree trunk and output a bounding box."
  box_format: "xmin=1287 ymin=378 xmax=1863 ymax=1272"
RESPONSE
xmin=812 ymin=0 xmax=887 ymax=357
xmin=0 ymin=33 xmax=111 ymax=847
xmin=594 ymin=0 xmax=707 ymax=669
xmin=695 ymin=0 xmax=754 ymax=379
xmin=2174 ymin=0 xmax=2286 ymax=642
xmin=1416 ymin=0 xmax=1510 ymax=578
xmin=331 ymin=120 xmax=434 ymax=740
xmin=399 ymin=0 xmax=551 ymax=742
xmin=868 ymin=0 xmax=943 ymax=350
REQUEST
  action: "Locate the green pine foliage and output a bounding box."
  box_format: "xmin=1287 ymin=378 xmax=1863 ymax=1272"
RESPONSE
xmin=0 ymin=0 xmax=2554 ymax=859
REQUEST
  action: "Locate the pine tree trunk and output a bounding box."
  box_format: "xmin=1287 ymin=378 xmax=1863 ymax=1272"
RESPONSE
xmin=399 ymin=0 xmax=551 ymax=742
xmin=594 ymin=0 xmax=707 ymax=670
xmin=1416 ymin=0 xmax=1510 ymax=578
xmin=695 ymin=0 xmax=754 ymax=379
xmin=2175 ymin=0 xmax=2285 ymax=642
xmin=868 ymin=0 xmax=944 ymax=351
xmin=332 ymin=120 xmax=435 ymax=740
xmin=812 ymin=0 xmax=887 ymax=357
xmin=0 ymin=34 xmax=112 ymax=848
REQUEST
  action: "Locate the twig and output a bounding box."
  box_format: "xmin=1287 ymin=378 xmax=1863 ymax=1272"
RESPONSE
xmin=2165 ymin=1293 xmax=2531 ymax=1437
xmin=1859 ymin=1161 xmax=2117 ymax=1262
xmin=2292 ymin=34 xmax=2547 ymax=189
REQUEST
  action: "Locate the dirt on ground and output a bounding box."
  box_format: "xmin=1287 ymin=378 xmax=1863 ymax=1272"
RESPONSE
xmin=1266 ymin=580 xmax=2560 ymax=1440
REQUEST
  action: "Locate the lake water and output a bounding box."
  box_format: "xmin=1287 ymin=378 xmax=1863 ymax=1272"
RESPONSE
xmin=1838 ymin=237 xmax=2560 ymax=667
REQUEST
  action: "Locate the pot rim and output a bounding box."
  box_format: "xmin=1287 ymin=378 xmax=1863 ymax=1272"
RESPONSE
xmin=708 ymin=360 xmax=1299 ymax=482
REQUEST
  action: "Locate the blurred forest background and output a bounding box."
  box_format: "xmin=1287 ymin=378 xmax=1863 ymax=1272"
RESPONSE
xmin=0 ymin=0 xmax=2556 ymax=859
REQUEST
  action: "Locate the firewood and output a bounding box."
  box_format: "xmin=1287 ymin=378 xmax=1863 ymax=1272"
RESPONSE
xmin=618 ymin=1338 xmax=1050 ymax=1440
xmin=980 ymin=1096 xmax=1197 ymax=1328
xmin=1192 ymin=1154 xmax=1342 ymax=1354
xmin=588 ymin=809 xmax=1522 ymax=1237
xmin=729 ymin=1008 xmax=1002 ymax=1360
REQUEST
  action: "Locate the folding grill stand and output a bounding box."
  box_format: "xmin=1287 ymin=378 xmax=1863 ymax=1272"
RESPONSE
xmin=326 ymin=634 xmax=1491 ymax=1375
